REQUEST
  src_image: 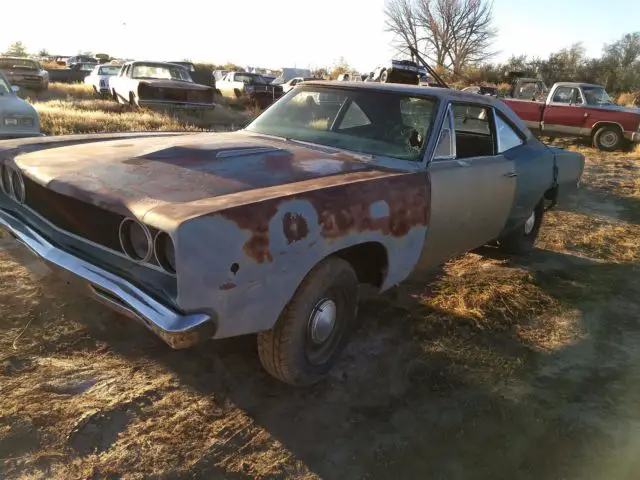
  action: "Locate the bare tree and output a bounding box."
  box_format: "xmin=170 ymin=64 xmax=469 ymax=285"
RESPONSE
xmin=384 ymin=0 xmax=497 ymax=73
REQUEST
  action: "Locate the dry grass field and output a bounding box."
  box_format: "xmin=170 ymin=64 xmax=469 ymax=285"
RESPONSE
xmin=0 ymin=88 xmax=640 ymax=479
xmin=19 ymin=83 xmax=253 ymax=135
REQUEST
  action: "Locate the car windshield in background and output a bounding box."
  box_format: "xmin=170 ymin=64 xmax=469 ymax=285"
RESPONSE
xmin=583 ymin=86 xmax=615 ymax=105
xmin=79 ymin=63 xmax=96 ymax=71
xmin=246 ymin=87 xmax=437 ymax=161
xmin=132 ymin=64 xmax=192 ymax=81
xmin=0 ymin=59 xmax=39 ymax=70
xmin=235 ymin=73 xmax=266 ymax=85
xmin=98 ymin=66 xmax=121 ymax=75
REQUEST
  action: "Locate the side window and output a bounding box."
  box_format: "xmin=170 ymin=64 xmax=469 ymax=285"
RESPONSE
xmin=495 ymin=113 xmax=524 ymax=153
xmin=451 ymin=103 xmax=494 ymax=159
xmin=400 ymin=97 xmax=434 ymax=131
xmin=552 ymin=87 xmax=579 ymax=104
xmin=434 ymin=105 xmax=456 ymax=160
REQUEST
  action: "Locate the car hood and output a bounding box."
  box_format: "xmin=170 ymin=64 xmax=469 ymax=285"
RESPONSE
xmin=13 ymin=131 xmax=388 ymax=225
xmin=137 ymin=79 xmax=211 ymax=91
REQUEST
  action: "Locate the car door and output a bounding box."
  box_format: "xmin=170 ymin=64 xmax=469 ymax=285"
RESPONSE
xmin=542 ymin=86 xmax=586 ymax=136
xmin=417 ymin=101 xmax=517 ymax=269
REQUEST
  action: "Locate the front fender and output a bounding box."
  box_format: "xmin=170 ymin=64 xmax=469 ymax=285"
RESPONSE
xmin=173 ymin=172 xmax=431 ymax=338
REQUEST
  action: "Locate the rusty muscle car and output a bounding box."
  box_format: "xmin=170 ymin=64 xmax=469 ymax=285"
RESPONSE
xmin=0 ymin=82 xmax=585 ymax=386
xmin=110 ymin=61 xmax=214 ymax=109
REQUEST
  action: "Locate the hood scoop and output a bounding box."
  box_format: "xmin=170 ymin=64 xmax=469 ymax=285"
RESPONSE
xmin=134 ymin=145 xmax=286 ymax=166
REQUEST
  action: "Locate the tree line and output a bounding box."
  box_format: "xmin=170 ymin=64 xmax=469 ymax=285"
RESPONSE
xmin=384 ymin=0 xmax=640 ymax=94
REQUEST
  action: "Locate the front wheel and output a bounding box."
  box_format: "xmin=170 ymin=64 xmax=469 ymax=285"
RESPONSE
xmin=593 ymin=126 xmax=623 ymax=152
xmin=257 ymin=257 xmax=359 ymax=386
xmin=379 ymin=69 xmax=389 ymax=83
xmin=497 ymin=202 xmax=544 ymax=255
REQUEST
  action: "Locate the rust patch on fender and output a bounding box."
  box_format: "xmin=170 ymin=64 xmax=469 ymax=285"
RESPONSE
xmin=219 ymin=282 xmax=236 ymax=291
xmin=282 ymin=212 xmax=309 ymax=244
xmin=219 ymin=171 xmax=430 ymax=264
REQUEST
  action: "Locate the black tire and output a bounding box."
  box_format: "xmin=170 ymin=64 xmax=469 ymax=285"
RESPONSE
xmin=593 ymin=125 xmax=623 ymax=152
xmin=112 ymin=89 xmax=119 ymax=103
xmin=129 ymin=92 xmax=139 ymax=108
xmin=257 ymin=257 xmax=359 ymax=386
xmin=497 ymin=201 xmax=544 ymax=255
xmin=379 ymin=69 xmax=389 ymax=83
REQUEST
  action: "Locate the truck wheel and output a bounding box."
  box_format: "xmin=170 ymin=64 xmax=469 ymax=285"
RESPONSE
xmin=497 ymin=201 xmax=544 ymax=255
xmin=379 ymin=69 xmax=389 ymax=83
xmin=257 ymin=257 xmax=359 ymax=386
xmin=593 ymin=126 xmax=623 ymax=152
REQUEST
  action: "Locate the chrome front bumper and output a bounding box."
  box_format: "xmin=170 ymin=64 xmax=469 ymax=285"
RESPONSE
xmin=0 ymin=209 xmax=215 ymax=349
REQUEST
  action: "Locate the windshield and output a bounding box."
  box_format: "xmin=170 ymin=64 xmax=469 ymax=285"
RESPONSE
xmin=582 ymin=86 xmax=614 ymax=105
xmin=0 ymin=58 xmax=39 ymax=70
xmin=246 ymin=87 xmax=437 ymax=161
xmin=132 ymin=64 xmax=192 ymax=81
xmin=98 ymin=66 xmax=121 ymax=75
xmin=235 ymin=73 xmax=266 ymax=85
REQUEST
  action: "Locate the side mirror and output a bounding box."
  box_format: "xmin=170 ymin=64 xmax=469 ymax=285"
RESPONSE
xmin=11 ymin=85 xmax=20 ymax=93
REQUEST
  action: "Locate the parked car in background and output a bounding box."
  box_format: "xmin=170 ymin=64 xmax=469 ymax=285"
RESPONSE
xmin=503 ymin=82 xmax=640 ymax=151
xmin=462 ymin=85 xmax=499 ymax=97
xmin=370 ymin=59 xmax=427 ymax=85
xmin=0 ymin=57 xmax=49 ymax=91
xmin=505 ymin=72 xmax=549 ymax=101
xmin=110 ymin=61 xmax=214 ymax=108
xmin=47 ymin=63 xmax=96 ymax=84
xmin=280 ymin=77 xmax=317 ymax=93
xmin=0 ymin=73 xmax=41 ymax=139
xmin=167 ymin=61 xmax=210 ymax=86
xmin=336 ymin=72 xmax=364 ymax=82
xmin=216 ymin=71 xmax=283 ymax=107
xmin=0 ymin=82 xmax=584 ymax=386
xmin=84 ymin=64 xmax=122 ymax=96
xmin=262 ymin=74 xmax=277 ymax=84
xmin=65 ymin=55 xmax=98 ymax=67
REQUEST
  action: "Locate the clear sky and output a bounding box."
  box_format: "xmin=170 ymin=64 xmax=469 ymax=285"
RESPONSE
xmin=1 ymin=0 xmax=639 ymax=71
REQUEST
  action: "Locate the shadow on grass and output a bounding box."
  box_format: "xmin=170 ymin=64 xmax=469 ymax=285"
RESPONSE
xmin=11 ymin=244 xmax=636 ymax=479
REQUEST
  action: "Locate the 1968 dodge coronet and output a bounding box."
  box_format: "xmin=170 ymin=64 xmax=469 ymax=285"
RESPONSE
xmin=0 ymin=82 xmax=585 ymax=385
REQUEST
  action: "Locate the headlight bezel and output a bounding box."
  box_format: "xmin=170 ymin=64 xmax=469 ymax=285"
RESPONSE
xmin=154 ymin=231 xmax=176 ymax=274
xmin=119 ymin=217 xmax=153 ymax=263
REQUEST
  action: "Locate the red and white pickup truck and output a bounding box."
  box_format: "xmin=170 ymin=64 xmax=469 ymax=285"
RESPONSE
xmin=502 ymin=82 xmax=640 ymax=151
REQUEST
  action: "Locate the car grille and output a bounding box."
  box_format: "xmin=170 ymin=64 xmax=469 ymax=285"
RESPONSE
xmin=23 ymin=175 xmax=124 ymax=252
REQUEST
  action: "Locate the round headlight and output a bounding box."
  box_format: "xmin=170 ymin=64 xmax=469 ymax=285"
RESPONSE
xmin=154 ymin=231 xmax=176 ymax=274
xmin=0 ymin=165 xmax=12 ymax=196
xmin=10 ymin=169 xmax=25 ymax=203
xmin=119 ymin=218 xmax=152 ymax=262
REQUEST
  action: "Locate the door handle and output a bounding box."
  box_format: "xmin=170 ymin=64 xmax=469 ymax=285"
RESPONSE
xmin=503 ymin=172 xmax=518 ymax=178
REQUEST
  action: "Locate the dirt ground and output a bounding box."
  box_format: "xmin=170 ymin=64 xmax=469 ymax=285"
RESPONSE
xmin=1 ymin=144 xmax=639 ymax=480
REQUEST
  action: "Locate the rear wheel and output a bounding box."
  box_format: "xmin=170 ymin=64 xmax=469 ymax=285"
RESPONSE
xmin=257 ymin=257 xmax=359 ymax=386
xmin=497 ymin=201 xmax=544 ymax=255
xmin=593 ymin=125 xmax=623 ymax=152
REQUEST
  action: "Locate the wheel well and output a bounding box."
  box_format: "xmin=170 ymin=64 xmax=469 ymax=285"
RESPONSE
xmin=332 ymin=242 xmax=388 ymax=288
xmin=591 ymin=122 xmax=623 ymax=137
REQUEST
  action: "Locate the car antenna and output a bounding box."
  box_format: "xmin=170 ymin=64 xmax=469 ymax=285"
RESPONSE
xmin=408 ymin=46 xmax=449 ymax=89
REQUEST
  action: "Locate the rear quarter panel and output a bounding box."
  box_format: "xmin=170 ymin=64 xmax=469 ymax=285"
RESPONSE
xmin=552 ymin=148 xmax=585 ymax=204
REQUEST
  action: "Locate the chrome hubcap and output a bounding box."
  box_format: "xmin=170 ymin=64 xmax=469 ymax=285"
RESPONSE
xmin=309 ymin=299 xmax=337 ymax=344
xmin=524 ymin=212 xmax=536 ymax=235
xmin=600 ymin=131 xmax=618 ymax=148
